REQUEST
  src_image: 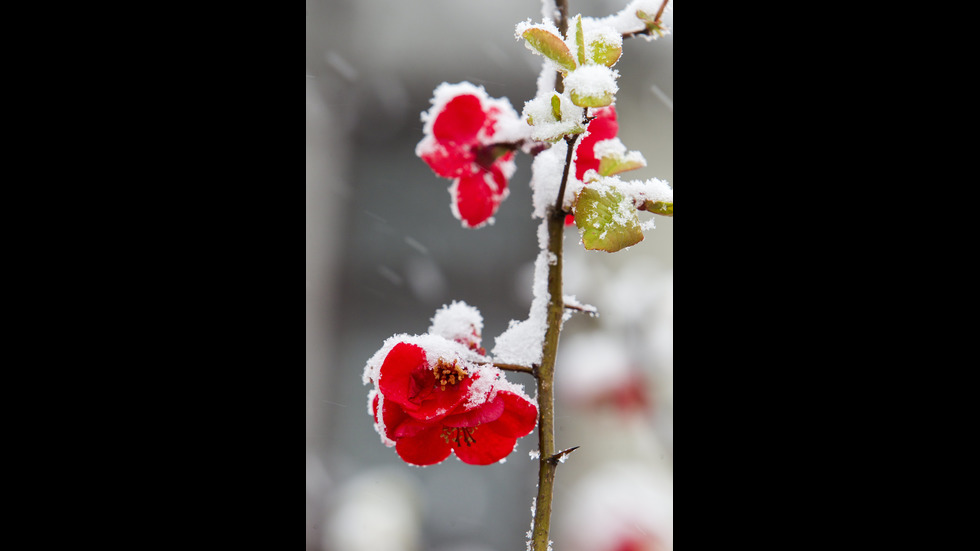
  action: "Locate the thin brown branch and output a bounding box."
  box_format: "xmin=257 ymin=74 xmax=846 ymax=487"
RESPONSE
xmin=530 ymin=0 xmax=571 ymax=537
xmin=493 ymin=362 xmax=537 ymax=375
xmin=622 ymin=0 xmax=670 ymax=39
xmin=553 ymin=133 xmax=580 ymax=215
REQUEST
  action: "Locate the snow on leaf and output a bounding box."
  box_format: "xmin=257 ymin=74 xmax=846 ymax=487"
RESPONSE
xmin=573 ymin=185 xmax=643 ymax=253
xmin=643 ymin=200 xmax=673 ymax=217
xmin=519 ymin=25 xmax=577 ymax=74
xmin=523 ymin=92 xmax=585 ymax=143
xmin=598 ymin=154 xmax=646 ymax=177
xmin=589 ymin=33 xmax=623 ymax=67
xmin=565 ymin=65 xmax=619 ymax=108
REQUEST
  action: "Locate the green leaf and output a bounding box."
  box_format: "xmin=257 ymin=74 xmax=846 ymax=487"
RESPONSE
xmin=574 ymin=15 xmax=586 ymax=66
xmin=635 ymin=9 xmax=667 ymax=37
xmin=642 ymin=200 xmax=673 ymax=217
xmin=574 ymin=187 xmax=644 ymax=252
xmin=589 ymin=38 xmax=622 ymax=67
xmin=598 ymin=155 xmax=645 ymax=177
xmin=522 ymin=28 xmax=577 ymax=73
xmin=551 ymin=93 xmax=562 ymax=121
xmin=570 ymin=88 xmax=614 ymax=108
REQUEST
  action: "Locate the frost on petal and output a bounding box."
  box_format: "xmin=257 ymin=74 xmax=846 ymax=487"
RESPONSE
xmin=429 ymin=300 xmax=484 ymax=351
xmin=417 ymin=81 xmax=524 ymax=180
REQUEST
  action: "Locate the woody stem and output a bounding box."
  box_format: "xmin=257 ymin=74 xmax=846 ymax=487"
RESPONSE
xmin=530 ymin=1 xmax=572 ymax=543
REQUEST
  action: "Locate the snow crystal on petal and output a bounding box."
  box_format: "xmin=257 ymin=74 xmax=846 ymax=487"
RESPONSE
xmin=429 ymin=300 xmax=484 ymax=346
xmin=462 ymin=363 xmax=500 ymax=409
xmin=362 ymin=333 xmax=487 ymax=387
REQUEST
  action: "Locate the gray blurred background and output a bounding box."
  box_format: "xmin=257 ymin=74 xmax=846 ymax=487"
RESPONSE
xmin=307 ymin=1 xmax=672 ymax=549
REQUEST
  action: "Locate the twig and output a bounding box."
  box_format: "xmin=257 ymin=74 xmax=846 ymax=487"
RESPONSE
xmin=622 ymin=0 xmax=670 ymax=39
xmin=530 ymin=4 xmax=572 ymax=547
xmin=493 ymin=362 xmax=537 ymax=375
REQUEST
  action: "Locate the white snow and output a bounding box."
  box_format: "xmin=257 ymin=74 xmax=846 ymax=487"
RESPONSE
xmin=514 ymin=19 xmax=569 ymax=75
xmin=428 ymin=300 xmax=484 ymax=347
xmin=576 ymin=172 xmax=673 ymax=211
xmin=563 ymin=65 xmax=620 ymax=103
xmin=586 ymin=0 xmax=672 ymax=39
xmin=415 ymin=81 xmax=528 ymax=190
xmin=529 ymin=140 xmax=567 ymax=219
xmin=582 ymin=24 xmax=624 ymax=66
xmin=522 ymin=92 xmax=585 ymax=143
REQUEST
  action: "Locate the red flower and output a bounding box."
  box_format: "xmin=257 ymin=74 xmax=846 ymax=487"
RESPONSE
xmin=417 ymin=83 xmax=520 ymax=228
xmin=566 ymin=106 xmax=619 ymax=225
xmin=370 ymin=341 xmax=538 ymax=466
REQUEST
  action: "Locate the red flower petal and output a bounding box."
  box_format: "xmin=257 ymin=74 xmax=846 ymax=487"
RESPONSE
xmin=419 ymin=138 xmax=475 ymax=179
xmin=574 ymin=106 xmax=619 ymax=181
xmin=378 ymin=342 xmax=471 ymax=420
xmin=451 ymin=426 xmax=518 ymax=465
xmin=402 ymin=376 xmax=472 ymax=421
xmin=379 ymin=395 xmax=411 ymax=440
xmin=442 ymin=394 xmax=505 ymax=428
xmin=395 ymin=425 xmax=453 ymax=466
xmin=483 ymin=391 xmax=538 ymax=439
xmin=378 ymin=343 xmax=429 ymax=409
xmin=433 ymin=94 xmax=487 ymax=144
xmin=453 ymin=172 xmax=502 ymax=228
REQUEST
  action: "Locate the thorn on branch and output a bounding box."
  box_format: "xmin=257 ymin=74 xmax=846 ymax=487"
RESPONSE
xmin=547 ymin=446 xmax=580 ymax=465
